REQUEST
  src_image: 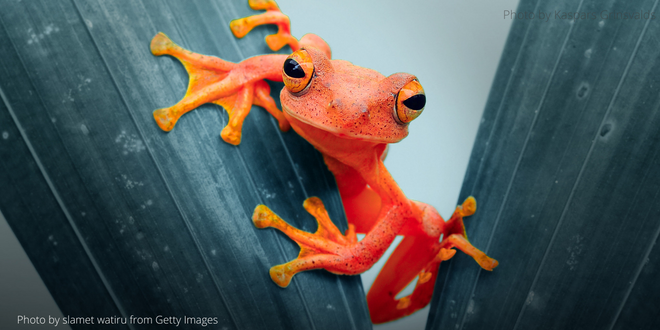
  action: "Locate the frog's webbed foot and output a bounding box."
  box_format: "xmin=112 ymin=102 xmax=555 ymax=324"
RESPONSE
xmin=230 ymin=0 xmax=299 ymax=52
xmin=442 ymin=196 xmax=498 ymax=271
xmin=150 ymin=32 xmax=290 ymax=145
xmin=229 ymin=0 xmax=332 ymax=58
xmin=252 ymin=197 xmax=358 ymax=287
xmin=367 ymin=197 xmax=498 ymax=324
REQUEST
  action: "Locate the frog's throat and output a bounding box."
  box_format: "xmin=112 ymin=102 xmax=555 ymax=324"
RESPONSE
xmin=281 ymin=104 xmax=405 ymax=144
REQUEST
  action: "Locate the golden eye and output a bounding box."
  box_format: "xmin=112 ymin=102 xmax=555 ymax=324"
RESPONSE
xmin=395 ymin=79 xmax=425 ymax=124
xmin=282 ymin=50 xmax=314 ymax=93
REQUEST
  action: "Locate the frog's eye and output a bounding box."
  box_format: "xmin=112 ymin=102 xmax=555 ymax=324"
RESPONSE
xmin=283 ymin=50 xmax=314 ymax=93
xmin=395 ymin=79 xmax=426 ymax=124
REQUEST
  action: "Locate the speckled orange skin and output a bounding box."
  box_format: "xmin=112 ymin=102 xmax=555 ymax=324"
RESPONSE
xmin=281 ymin=49 xmax=412 ymax=143
xmin=150 ymin=0 xmax=497 ymax=324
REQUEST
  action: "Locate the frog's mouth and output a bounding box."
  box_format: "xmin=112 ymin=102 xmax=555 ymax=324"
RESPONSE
xmin=281 ymin=103 xmax=343 ymax=135
xmin=281 ymin=103 xmax=407 ymax=144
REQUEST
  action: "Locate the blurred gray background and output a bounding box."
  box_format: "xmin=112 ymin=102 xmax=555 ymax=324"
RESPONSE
xmin=0 ymin=0 xmax=519 ymax=329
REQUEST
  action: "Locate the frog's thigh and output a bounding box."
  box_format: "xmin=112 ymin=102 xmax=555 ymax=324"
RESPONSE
xmin=323 ymin=155 xmax=382 ymax=233
xmin=342 ymin=186 xmax=381 ymax=234
xmin=366 ymin=235 xmax=440 ymax=323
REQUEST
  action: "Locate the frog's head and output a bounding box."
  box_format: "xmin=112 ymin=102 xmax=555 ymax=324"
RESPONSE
xmin=280 ymin=47 xmax=425 ymax=144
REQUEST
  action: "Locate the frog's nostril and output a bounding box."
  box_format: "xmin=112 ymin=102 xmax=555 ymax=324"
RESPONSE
xmin=403 ymin=94 xmax=426 ymax=111
xmin=284 ymin=58 xmax=305 ymax=78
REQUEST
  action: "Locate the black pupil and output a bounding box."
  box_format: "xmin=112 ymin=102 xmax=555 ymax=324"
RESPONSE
xmin=284 ymin=58 xmax=305 ymax=78
xmin=403 ymin=94 xmax=426 ymax=110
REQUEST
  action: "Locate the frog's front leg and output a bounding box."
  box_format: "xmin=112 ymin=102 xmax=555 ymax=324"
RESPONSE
xmin=150 ymin=1 xmax=330 ymax=144
xmin=229 ymin=0 xmax=298 ymax=52
xmin=229 ymin=0 xmax=332 ymax=58
xmin=150 ymin=33 xmax=289 ymax=144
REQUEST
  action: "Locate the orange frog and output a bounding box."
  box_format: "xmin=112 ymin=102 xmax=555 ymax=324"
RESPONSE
xmin=150 ymin=0 xmax=497 ymax=323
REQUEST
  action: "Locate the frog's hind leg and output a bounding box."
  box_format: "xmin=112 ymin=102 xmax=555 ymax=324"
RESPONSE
xmin=367 ymin=197 xmax=498 ymax=324
xmin=252 ymin=197 xmax=357 ymax=287
xmin=150 ymin=33 xmax=289 ymax=144
xmin=441 ymin=197 xmax=499 ymax=271
xmin=367 ymin=236 xmax=455 ymax=324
